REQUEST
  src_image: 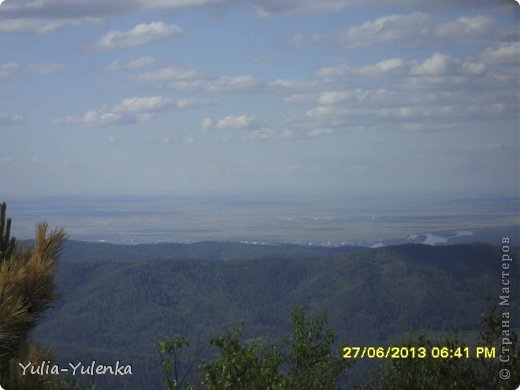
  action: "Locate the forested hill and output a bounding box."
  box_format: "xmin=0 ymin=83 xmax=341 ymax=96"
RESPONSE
xmin=59 ymin=239 xmax=368 ymax=262
xmin=33 ymin=242 xmax=518 ymax=389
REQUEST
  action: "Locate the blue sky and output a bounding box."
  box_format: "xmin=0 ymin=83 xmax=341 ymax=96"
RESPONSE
xmin=0 ymin=0 xmax=518 ymax=197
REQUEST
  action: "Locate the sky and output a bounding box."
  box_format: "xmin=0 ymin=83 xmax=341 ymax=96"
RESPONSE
xmin=0 ymin=0 xmax=518 ymax=197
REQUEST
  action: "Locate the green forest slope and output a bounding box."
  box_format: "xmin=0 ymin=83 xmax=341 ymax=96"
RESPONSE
xmin=32 ymin=242 xmax=518 ymax=388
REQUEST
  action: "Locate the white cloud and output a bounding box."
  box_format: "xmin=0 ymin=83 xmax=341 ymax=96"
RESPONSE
xmin=307 ymin=128 xmax=334 ymax=138
xmin=305 ymin=105 xmax=335 ymax=119
xmin=111 ymin=96 xmax=173 ymax=114
xmin=0 ymin=0 xmax=506 ymax=35
xmin=28 ymin=63 xmax=66 ymax=75
xmin=1 ymin=62 xmax=67 ymax=79
xmin=240 ymin=128 xmax=296 ymax=142
xmin=200 ymin=117 xmax=213 ymax=130
xmin=207 ymin=75 xmax=263 ymax=93
xmin=407 ymin=53 xmax=488 ymax=84
xmin=289 ymin=32 xmax=314 ymax=47
xmin=435 ymin=15 xmax=496 ymax=41
xmin=0 ymin=0 xmax=218 ymax=34
xmin=55 ymin=111 xmax=126 ymax=126
xmin=130 ymin=66 xmax=201 ymax=82
xmin=269 ymin=78 xmax=322 ymax=92
xmin=460 ymin=61 xmax=486 ymax=76
xmin=127 ymin=57 xmax=156 ymax=69
xmin=174 ymin=98 xmax=213 ymax=109
xmin=103 ymin=60 xmax=122 ymax=72
xmin=54 ymin=95 xmax=209 ymax=127
xmin=410 ymin=53 xmax=453 ymax=76
xmin=215 ymin=115 xmax=256 ymax=129
xmin=0 ymin=0 xmax=223 ymax=33
xmin=354 ymin=58 xmax=407 ymax=76
xmin=103 ymin=57 xmax=156 ymax=71
xmin=310 ymin=13 xmax=506 ymax=50
xmin=337 ymin=13 xmax=433 ymax=49
xmin=161 ymin=136 xmax=172 ymax=144
xmin=283 ymin=93 xmax=316 ymax=104
xmin=160 ymin=135 xmax=195 ymax=145
xmin=317 ymin=91 xmax=351 ymax=105
xmin=201 ymin=114 xmax=257 ymax=130
xmin=288 ymin=32 xmax=327 ymax=48
xmin=317 ymin=89 xmax=368 ymax=105
xmin=183 ymin=136 xmax=195 ymax=145
xmin=392 ymin=106 xmax=420 ymax=119
xmin=487 ymin=143 xmax=505 ymax=150
xmin=314 ymin=58 xmax=409 ymax=79
xmin=0 ymin=113 xmax=23 ymax=125
xmin=0 ymin=63 xmax=20 ymax=80
xmin=253 ymin=0 xmax=353 ymax=16
xmin=482 ymin=42 xmax=520 ymax=65
xmin=314 ymin=65 xmax=349 ymax=78
xmin=92 ymin=22 xmax=183 ymax=50
xmin=143 ymin=0 xmax=229 ymax=9
xmin=131 ymin=68 xmax=264 ymax=94
xmin=296 ymin=67 xmax=517 ymax=135
xmin=251 ymin=0 xmax=502 ymax=16
xmin=285 ymin=163 xmax=299 ymax=173
xmin=294 ymin=68 xmax=515 ymax=142
xmin=474 ymin=102 xmax=508 ymax=115
xmin=305 ymin=96 xmax=515 ymax=129
xmin=319 ymin=88 xmax=391 ymax=108
xmin=0 ymin=17 xmax=99 ymax=34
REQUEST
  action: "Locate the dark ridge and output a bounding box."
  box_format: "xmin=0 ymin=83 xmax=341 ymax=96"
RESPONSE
xmin=58 ymin=239 xmax=368 ymax=262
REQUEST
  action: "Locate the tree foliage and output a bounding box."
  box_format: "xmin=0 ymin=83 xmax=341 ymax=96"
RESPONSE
xmin=0 ymin=202 xmax=66 ymax=389
xmin=156 ymin=308 xmax=350 ymax=389
xmin=363 ymin=305 xmax=519 ymax=390
xmin=284 ymin=308 xmax=349 ymax=389
xmin=0 ymin=202 xmax=16 ymax=262
xmin=156 ymin=335 xmax=191 ymax=389
xmin=199 ymin=326 xmax=285 ymax=389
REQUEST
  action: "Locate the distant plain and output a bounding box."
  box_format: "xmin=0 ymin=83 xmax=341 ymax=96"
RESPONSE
xmin=4 ymin=193 xmax=518 ymax=246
